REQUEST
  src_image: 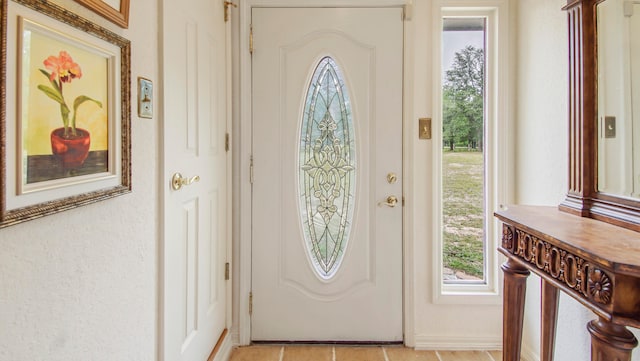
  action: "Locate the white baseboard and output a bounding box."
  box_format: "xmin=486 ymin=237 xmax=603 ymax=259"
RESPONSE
xmin=230 ymin=327 xmax=241 ymax=346
xmin=414 ymin=333 xmax=540 ymax=360
xmin=413 ymin=334 xmax=502 ymax=351
xmin=213 ymin=332 xmax=234 ymax=361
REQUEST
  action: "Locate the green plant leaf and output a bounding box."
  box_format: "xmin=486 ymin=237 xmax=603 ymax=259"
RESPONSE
xmin=39 ymin=69 xmax=61 ymax=93
xmin=73 ymin=96 xmax=102 ymax=111
xmin=60 ymin=103 xmax=70 ymax=124
xmin=37 ymin=85 xmax=65 ymax=105
xmin=71 ymin=96 xmax=102 ymax=130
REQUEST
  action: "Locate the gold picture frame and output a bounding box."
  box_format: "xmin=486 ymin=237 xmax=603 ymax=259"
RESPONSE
xmin=0 ymin=0 xmax=131 ymax=228
xmin=74 ymin=0 xmax=130 ymax=29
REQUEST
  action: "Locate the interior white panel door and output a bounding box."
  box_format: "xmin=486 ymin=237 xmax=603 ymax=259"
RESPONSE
xmin=251 ymin=7 xmax=403 ymax=342
xmin=161 ymin=0 xmax=228 ymax=359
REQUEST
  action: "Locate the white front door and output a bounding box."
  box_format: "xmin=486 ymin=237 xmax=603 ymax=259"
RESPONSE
xmin=251 ymin=7 xmax=403 ymax=342
xmin=161 ymin=0 xmax=229 ymax=359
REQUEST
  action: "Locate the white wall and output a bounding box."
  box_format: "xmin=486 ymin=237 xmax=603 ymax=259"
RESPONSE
xmin=515 ymin=1 xmax=640 ymax=360
xmin=0 ymin=1 xmax=159 ymax=360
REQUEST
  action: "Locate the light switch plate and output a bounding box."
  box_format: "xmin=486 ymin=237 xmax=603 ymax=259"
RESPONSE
xmin=138 ymin=77 xmax=153 ymax=119
xmin=419 ymin=118 xmax=432 ymax=139
xmin=604 ymin=116 xmax=616 ymax=138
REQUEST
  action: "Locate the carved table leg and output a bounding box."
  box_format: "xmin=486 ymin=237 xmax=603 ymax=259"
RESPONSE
xmin=501 ymin=258 xmax=530 ymax=361
xmin=587 ymin=318 xmax=638 ymax=361
xmin=541 ymin=279 xmax=559 ymax=361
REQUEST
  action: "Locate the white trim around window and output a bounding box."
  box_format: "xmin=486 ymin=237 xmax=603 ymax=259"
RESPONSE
xmin=432 ymin=0 xmax=513 ymax=304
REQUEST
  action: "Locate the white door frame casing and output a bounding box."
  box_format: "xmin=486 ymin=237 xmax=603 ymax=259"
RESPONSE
xmin=235 ymin=0 xmax=413 ymax=346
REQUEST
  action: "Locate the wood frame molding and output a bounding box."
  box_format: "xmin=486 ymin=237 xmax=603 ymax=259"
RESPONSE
xmin=74 ymin=0 xmax=130 ymax=28
xmin=559 ymin=0 xmax=640 ymax=231
xmin=559 ymin=0 xmax=596 ymax=216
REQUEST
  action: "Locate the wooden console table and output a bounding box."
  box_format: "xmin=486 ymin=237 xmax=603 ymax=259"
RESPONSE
xmin=495 ymin=205 xmax=640 ymax=361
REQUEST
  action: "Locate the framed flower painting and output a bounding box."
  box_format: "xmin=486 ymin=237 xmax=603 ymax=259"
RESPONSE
xmin=0 ymin=0 xmax=131 ymax=228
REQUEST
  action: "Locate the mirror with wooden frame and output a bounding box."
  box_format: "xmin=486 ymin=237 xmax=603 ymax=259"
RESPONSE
xmin=560 ymin=0 xmax=640 ymax=231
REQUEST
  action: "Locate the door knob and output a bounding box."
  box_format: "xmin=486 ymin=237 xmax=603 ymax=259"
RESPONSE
xmin=171 ymin=173 xmax=200 ymax=190
xmin=378 ymin=195 xmax=398 ymax=208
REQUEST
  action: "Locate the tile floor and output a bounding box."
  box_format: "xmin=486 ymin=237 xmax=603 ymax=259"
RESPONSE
xmin=229 ymin=345 xmax=503 ymax=361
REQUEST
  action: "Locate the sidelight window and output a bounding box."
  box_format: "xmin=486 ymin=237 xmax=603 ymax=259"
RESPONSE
xmin=435 ymin=6 xmax=509 ymax=301
xmin=441 ymin=17 xmax=487 ymax=284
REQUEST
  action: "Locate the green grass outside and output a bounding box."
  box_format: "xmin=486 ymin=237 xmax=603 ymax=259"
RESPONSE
xmin=442 ymin=150 xmax=484 ymax=279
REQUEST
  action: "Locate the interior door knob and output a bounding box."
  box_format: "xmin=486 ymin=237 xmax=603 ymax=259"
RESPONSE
xmin=378 ymin=195 xmax=398 ymax=208
xmin=171 ymin=173 xmax=200 ymax=190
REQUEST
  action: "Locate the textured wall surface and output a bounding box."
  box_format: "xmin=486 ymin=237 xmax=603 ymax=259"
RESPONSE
xmin=0 ymin=0 xmax=159 ymax=360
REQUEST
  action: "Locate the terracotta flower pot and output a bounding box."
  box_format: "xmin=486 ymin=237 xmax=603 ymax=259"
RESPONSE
xmin=50 ymin=127 xmax=91 ymax=168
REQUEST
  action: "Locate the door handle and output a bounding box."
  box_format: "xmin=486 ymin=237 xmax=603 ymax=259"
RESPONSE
xmin=378 ymin=195 xmax=398 ymax=208
xmin=171 ymin=172 xmax=200 ymax=190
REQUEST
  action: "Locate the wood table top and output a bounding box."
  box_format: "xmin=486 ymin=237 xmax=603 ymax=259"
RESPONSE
xmin=495 ymin=205 xmax=640 ymax=276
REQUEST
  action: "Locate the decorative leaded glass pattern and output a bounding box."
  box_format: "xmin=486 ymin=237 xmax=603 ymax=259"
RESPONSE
xmin=299 ymin=57 xmax=356 ymax=280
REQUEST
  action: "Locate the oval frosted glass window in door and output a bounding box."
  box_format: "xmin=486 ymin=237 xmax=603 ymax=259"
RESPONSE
xmin=298 ymin=56 xmax=356 ymax=280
